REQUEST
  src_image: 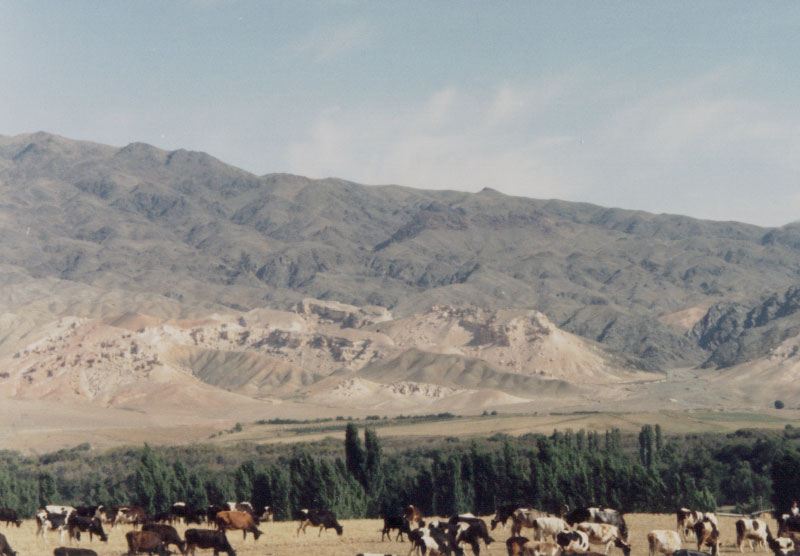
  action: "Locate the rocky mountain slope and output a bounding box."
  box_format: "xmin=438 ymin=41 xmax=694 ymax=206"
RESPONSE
xmin=0 ymin=299 xmax=652 ymax=412
xmin=2 ymin=131 xmax=800 ymax=420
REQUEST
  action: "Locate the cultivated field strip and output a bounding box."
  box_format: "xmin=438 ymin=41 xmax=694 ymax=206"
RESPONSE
xmin=1 ymin=513 xmax=776 ymax=556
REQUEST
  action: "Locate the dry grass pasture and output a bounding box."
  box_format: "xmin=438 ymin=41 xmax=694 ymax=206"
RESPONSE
xmin=0 ymin=513 xmax=778 ymax=556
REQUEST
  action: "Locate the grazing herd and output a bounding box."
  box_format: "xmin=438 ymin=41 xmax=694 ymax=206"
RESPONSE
xmin=375 ymin=504 xmax=800 ymax=556
xmin=2 ymin=501 xmax=800 ymax=556
xmin=0 ymin=501 xmax=279 ymax=556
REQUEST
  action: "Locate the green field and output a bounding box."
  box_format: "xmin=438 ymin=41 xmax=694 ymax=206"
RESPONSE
xmin=210 ymin=409 xmax=800 ymax=446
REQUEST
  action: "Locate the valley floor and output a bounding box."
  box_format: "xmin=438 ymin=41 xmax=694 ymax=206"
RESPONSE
xmin=0 ymin=513 xmax=779 ymax=556
xmin=1 ymin=392 xmax=798 ymax=454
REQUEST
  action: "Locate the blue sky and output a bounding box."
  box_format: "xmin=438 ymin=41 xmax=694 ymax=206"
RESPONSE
xmin=2 ymin=1 xmax=799 ymax=226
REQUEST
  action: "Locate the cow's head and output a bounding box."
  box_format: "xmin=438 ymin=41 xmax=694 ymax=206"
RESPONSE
xmin=334 ymin=522 xmax=343 ymax=536
xmin=614 ymin=537 xmax=632 ymax=556
xmin=13 ymin=518 xmax=21 ymax=528
xmin=253 ymin=529 xmax=263 ymax=541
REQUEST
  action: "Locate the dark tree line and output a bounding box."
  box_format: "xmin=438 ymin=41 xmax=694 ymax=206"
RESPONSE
xmin=1 ymin=424 xmax=798 ymax=519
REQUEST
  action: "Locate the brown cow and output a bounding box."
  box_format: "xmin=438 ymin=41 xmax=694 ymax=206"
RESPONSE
xmin=694 ymin=518 xmax=720 ymax=556
xmin=125 ymin=531 xmax=170 ymax=556
xmin=0 ymin=533 xmax=17 ymax=556
xmin=404 ymin=505 xmax=424 ymax=529
xmin=214 ymin=511 xmax=262 ymax=541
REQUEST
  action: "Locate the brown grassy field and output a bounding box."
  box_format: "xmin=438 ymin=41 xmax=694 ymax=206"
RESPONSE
xmin=0 ymin=513 xmax=777 ymax=556
xmin=2 ymin=403 xmax=799 ymax=454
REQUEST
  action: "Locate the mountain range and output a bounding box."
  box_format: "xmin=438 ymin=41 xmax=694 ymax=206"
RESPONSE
xmin=2 ymin=131 xmax=799 ymax=447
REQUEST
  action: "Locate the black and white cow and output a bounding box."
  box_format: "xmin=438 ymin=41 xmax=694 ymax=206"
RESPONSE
xmin=766 ymin=529 xmax=795 ymax=556
xmin=296 ymin=509 xmax=343 ymax=536
xmin=74 ymin=507 xmax=100 ymax=519
xmin=557 ymin=530 xmax=591 ymax=554
xmin=67 ymin=515 xmax=108 ymax=543
xmin=170 ymin=503 xmax=203 ymax=526
xmin=566 ymin=507 xmax=629 ymax=541
xmin=454 ymin=521 xmax=495 ymax=556
xmin=37 ymin=511 xmax=70 ymax=544
xmin=46 ymin=506 xmax=76 ymax=519
xmin=408 ymin=526 xmax=464 ymax=556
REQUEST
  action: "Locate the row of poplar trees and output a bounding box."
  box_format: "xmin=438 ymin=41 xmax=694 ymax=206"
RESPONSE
xmin=3 ymin=423 xmax=800 ymax=518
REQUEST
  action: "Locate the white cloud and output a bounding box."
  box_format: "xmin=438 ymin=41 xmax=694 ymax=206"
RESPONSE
xmin=286 ymin=85 xmax=587 ymax=198
xmin=286 ymin=68 xmax=800 ymax=227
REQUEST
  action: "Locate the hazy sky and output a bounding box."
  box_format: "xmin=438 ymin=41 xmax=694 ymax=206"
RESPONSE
xmin=2 ymin=2 xmax=799 ymax=227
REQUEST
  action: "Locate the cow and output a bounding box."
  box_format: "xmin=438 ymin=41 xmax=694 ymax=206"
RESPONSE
xmin=125 ymin=530 xmax=171 ymax=556
xmin=512 ymin=511 xmax=567 ymax=542
xmin=566 ymin=507 xmax=628 ymax=541
xmin=67 ymin=515 xmax=108 ymax=543
xmin=506 ymin=536 xmax=561 ymax=556
xmin=449 ymin=516 xmax=494 ymax=550
xmin=506 ymin=536 xmax=530 ymax=556
xmin=408 ymin=526 xmax=463 ymax=556
xmin=114 ymin=506 xmax=148 ymax=529
xmin=693 ymin=519 xmax=720 ymax=556
xmin=170 ymin=503 xmax=203 ymax=526
xmin=153 ymin=512 xmax=172 ymax=525
xmin=677 ymin=510 xmax=719 ymax=540
xmin=455 ymin=521 xmax=496 ymax=556
xmin=736 ymin=519 xmax=769 ymax=552
xmin=93 ymin=506 xmax=115 ymax=525
xmin=0 ymin=533 xmax=17 ymax=556
xmin=382 ymin=515 xmax=413 ymax=542
xmin=767 ymin=530 xmax=795 ymax=556
xmin=258 ymin=506 xmax=274 ymax=523
xmin=648 ymin=530 xmax=682 ymax=556
xmin=779 ymin=516 xmax=800 ymax=537
xmin=38 ymin=511 xmax=70 ymax=544
xmin=46 ymin=506 xmax=77 ymax=519
xmin=142 ymin=523 xmax=186 ymax=554
xmin=184 ymin=529 xmax=236 ymax=556
xmin=74 ymin=507 xmax=100 ymax=519
xmin=405 ymin=505 xmax=424 ymax=529
xmin=296 ymin=508 xmax=343 ymax=536
xmin=557 ymin=530 xmax=591 ymax=554
xmin=225 ymin=502 xmax=254 ymax=518
xmin=53 ymin=548 xmax=98 ymax=556
xmin=214 ymin=510 xmax=262 ymax=540
xmin=205 ymin=506 xmax=226 ymax=525
xmin=576 ymin=523 xmax=631 ymax=556
xmin=493 ymin=504 xmax=531 ymax=531
xmin=0 ymin=509 xmax=21 ymax=528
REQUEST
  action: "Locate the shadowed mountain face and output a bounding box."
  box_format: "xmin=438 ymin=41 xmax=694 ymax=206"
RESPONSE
xmin=2 ymin=131 xmax=800 ymax=373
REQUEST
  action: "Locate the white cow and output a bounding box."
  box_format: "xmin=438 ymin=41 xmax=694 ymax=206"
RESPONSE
xmin=648 ymin=530 xmax=681 ymax=556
